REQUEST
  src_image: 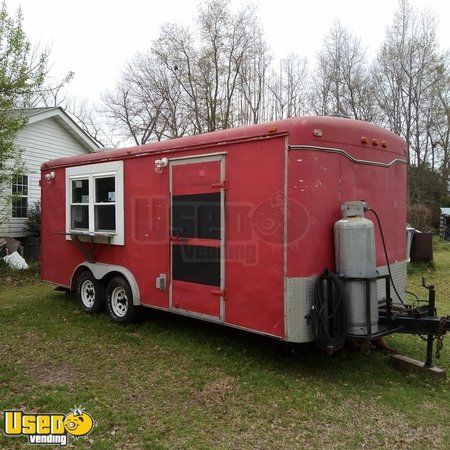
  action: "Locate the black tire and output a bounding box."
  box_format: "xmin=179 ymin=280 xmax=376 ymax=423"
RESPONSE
xmin=105 ymin=276 xmax=137 ymax=324
xmin=75 ymin=270 xmax=104 ymax=314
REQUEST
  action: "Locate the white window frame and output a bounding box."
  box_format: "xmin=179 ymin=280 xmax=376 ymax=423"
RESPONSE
xmin=11 ymin=174 xmax=29 ymax=219
xmin=66 ymin=161 xmax=124 ymax=245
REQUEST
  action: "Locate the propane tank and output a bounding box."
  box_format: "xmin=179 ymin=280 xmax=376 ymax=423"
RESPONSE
xmin=334 ymin=201 xmax=378 ymax=336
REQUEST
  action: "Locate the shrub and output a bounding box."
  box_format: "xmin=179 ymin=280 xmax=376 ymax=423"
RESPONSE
xmin=25 ymin=201 xmax=41 ymax=238
xmin=408 ymin=203 xmax=432 ymax=232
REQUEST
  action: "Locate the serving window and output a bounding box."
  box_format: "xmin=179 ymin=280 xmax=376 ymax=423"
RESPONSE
xmin=94 ymin=176 xmax=116 ymax=231
xmin=66 ymin=161 xmax=124 ymax=245
xmin=70 ymin=178 xmax=89 ymax=230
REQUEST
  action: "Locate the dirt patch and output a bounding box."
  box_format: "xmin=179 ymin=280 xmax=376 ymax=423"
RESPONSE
xmin=198 ymin=375 xmax=237 ymax=405
xmin=333 ymin=398 xmax=445 ymax=449
xmin=26 ymin=362 xmax=84 ymax=386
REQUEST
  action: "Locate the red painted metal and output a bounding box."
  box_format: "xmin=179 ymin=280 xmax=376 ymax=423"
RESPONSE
xmin=172 ymin=280 xmax=220 ymax=317
xmin=41 ymin=116 xmax=407 ymax=340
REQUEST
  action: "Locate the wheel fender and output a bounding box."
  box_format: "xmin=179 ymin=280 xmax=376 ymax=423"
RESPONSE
xmin=71 ymin=262 xmax=141 ymax=305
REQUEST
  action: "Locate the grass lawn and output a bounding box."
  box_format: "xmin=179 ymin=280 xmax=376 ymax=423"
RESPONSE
xmin=0 ymin=242 xmax=449 ymax=449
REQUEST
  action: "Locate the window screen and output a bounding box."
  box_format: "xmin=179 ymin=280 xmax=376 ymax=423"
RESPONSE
xmin=172 ymin=245 xmax=220 ymax=286
xmin=95 ymin=177 xmax=115 ymax=203
xmin=71 ymin=179 xmax=89 ymax=230
xmin=72 ymin=179 xmax=89 ymax=203
xmin=94 ymin=176 xmax=116 ymax=231
xmin=95 ymin=204 xmax=116 ymax=231
xmin=71 ymin=205 xmax=89 ymax=229
xmin=172 ymin=192 xmax=220 ymax=239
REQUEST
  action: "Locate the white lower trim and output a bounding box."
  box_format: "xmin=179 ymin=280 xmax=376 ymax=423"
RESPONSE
xmin=70 ymin=262 xmax=141 ymax=305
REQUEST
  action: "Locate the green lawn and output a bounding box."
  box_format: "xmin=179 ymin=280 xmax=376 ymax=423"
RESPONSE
xmin=0 ymin=243 xmax=449 ymax=449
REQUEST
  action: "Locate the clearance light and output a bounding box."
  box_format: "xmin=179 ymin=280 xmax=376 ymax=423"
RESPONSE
xmin=268 ymin=126 xmax=278 ymax=133
xmin=313 ymin=129 xmax=323 ymax=137
xmin=361 ymin=136 xmax=368 ymax=144
xmin=382 ymin=141 xmax=387 ymax=148
xmin=372 ymin=139 xmax=379 ymax=146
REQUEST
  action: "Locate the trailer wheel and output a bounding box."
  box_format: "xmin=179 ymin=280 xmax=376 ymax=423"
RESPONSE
xmin=76 ymin=270 xmax=104 ymax=314
xmin=105 ymin=276 xmax=137 ymax=323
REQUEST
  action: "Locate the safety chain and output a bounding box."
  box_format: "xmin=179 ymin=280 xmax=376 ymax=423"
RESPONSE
xmin=435 ymin=315 xmax=449 ymax=359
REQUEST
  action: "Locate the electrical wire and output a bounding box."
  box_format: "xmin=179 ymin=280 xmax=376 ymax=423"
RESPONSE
xmin=406 ymin=290 xmax=419 ymax=301
xmin=310 ymin=269 xmax=346 ymax=354
xmin=366 ymin=207 xmax=406 ymax=306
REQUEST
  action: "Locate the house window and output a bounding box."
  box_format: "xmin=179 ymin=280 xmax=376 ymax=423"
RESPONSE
xmin=66 ymin=161 xmax=124 ymax=245
xmin=11 ymin=175 xmax=28 ymax=218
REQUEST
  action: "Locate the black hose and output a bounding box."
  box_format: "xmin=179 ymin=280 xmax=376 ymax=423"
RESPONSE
xmin=366 ymin=208 xmax=406 ymax=306
xmin=310 ymin=269 xmax=346 ymax=354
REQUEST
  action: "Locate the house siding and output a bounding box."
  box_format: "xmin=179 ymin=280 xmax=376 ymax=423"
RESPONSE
xmin=0 ymin=117 xmax=91 ymax=238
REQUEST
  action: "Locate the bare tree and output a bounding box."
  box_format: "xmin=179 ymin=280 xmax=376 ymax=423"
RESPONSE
xmin=427 ymin=59 xmax=450 ymax=177
xmin=68 ymin=98 xmax=119 ymax=148
xmin=312 ymin=21 xmax=376 ymax=121
xmin=99 ymin=0 xmax=263 ymax=139
xmin=267 ymin=55 xmax=309 ymax=120
xmin=91 ymin=0 xmax=449 ymax=207
xmin=29 ymin=71 xmax=74 ymax=108
xmin=375 ymin=0 xmax=443 ymax=166
xmin=101 ymin=75 xmax=164 ymax=146
xmin=237 ymin=26 xmax=271 ymax=125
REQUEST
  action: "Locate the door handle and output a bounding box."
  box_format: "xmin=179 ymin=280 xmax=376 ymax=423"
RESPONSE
xmin=170 ymin=233 xmax=188 ymax=242
xmin=211 ymin=180 xmax=228 ymax=190
xmin=211 ymin=289 xmax=226 ymax=298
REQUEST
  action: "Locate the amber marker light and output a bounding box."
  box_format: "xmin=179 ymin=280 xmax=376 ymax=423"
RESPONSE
xmin=372 ymin=139 xmax=379 ymax=146
xmin=268 ymin=126 xmax=278 ymax=133
xmin=382 ymin=141 xmax=387 ymax=148
xmin=361 ymin=136 xmax=368 ymax=144
xmin=313 ymin=129 xmax=323 ymax=137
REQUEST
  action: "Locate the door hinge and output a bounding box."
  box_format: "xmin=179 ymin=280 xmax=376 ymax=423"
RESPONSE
xmin=211 ymin=180 xmax=228 ymax=190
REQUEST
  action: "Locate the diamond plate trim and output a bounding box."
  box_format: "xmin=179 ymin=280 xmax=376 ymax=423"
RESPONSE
xmin=285 ymin=260 xmax=407 ymax=343
xmin=376 ymin=260 xmax=407 ymax=305
xmin=286 ymin=276 xmax=315 ymax=343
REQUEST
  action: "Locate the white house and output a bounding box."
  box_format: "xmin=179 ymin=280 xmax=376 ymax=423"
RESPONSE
xmin=0 ymin=107 xmax=100 ymax=239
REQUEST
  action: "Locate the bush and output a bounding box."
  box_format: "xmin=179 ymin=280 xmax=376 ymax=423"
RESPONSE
xmin=408 ymin=165 xmax=447 ymax=228
xmin=25 ymin=201 xmax=40 ymax=238
xmin=408 ymin=203 xmax=432 ymax=232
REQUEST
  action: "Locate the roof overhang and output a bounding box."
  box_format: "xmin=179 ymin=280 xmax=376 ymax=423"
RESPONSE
xmin=26 ymin=107 xmax=100 ymax=152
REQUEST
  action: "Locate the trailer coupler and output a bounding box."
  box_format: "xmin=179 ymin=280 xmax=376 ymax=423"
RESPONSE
xmin=378 ymin=278 xmax=449 ymax=368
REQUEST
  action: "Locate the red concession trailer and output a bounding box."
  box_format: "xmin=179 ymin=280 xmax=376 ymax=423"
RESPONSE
xmin=41 ymin=116 xmax=410 ymax=344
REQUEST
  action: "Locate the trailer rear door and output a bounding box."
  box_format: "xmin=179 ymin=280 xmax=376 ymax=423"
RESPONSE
xmin=169 ymin=155 xmax=225 ymax=320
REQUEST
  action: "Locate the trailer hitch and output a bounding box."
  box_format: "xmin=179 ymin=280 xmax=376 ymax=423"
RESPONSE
xmin=378 ymin=277 xmax=449 ymax=368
